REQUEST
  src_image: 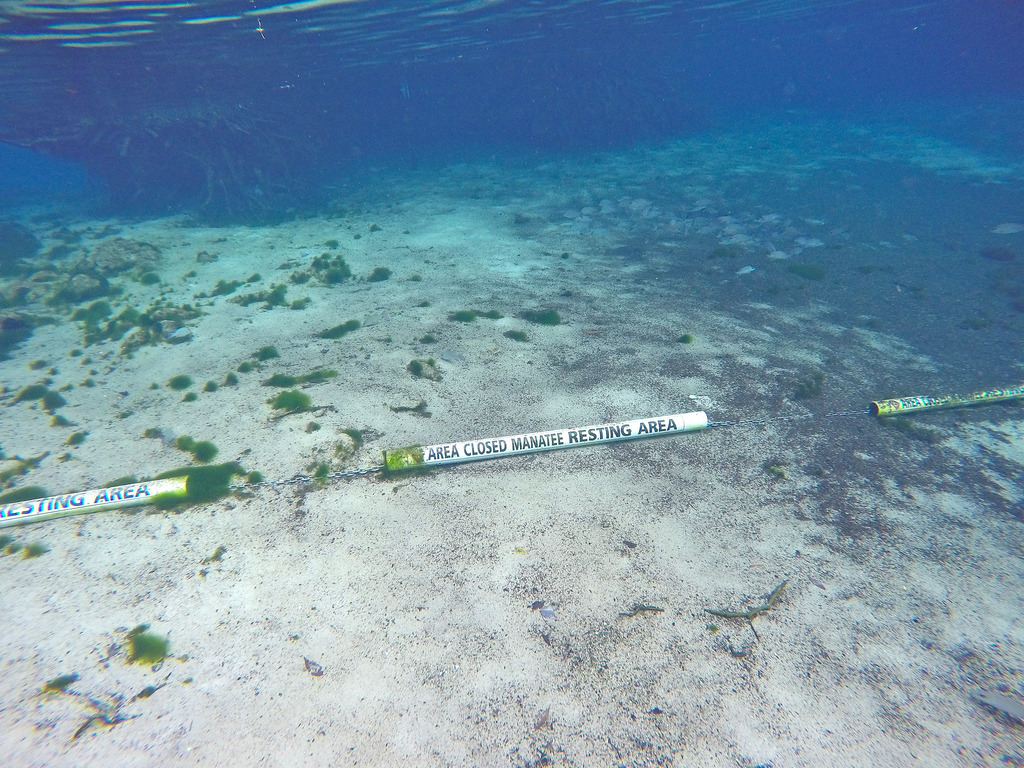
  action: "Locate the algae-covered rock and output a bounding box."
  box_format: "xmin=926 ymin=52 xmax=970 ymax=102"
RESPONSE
xmin=0 ymin=222 xmax=41 ymax=275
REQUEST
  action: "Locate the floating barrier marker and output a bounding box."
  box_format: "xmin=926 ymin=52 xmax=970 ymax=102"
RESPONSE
xmin=1 ymin=383 xmax=1020 ymax=528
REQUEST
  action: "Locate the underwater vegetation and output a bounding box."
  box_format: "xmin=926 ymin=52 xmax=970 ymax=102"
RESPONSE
xmin=504 ymin=330 xmax=528 ymax=342
xmin=70 ymin=298 xmax=202 ymax=353
xmin=262 ymin=369 xmax=337 ymax=387
xmin=677 ymin=333 xmax=695 ymax=344
xmin=318 ymin=319 xmax=361 ymax=339
xmin=408 ymin=358 xmax=442 ymax=381
xmin=174 ymin=435 xmax=223 ymax=464
xmin=521 ymin=309 xmax=561 ymax=326
xmin=448 ymin=309 xmax=502 ymax=323
xmin=762 ymin=457 xmax=788 ymax=479
xmin=12 ymin=383 xmax=67 ymax=414
xmin=125 ymin=624 xmax=169 ymax=665
xmin=231 ymin=283 xmax=288 ymax=309
xmin=42 ymin=674 xmax=79 ymax=693
xmin=167 ymin=375 xmax=193 ymax=391
xmin=150 ymin=462 xmax=245 ymax=506
xmin=367 ymin=266 xmax=392 ymax=282
xmin=269 ymin=389 xmax=312 ymax=412
xmin=792 ymin=371 xmax=825 ymax=400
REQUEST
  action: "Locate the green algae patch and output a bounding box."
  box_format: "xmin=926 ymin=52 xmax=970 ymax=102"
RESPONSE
xmin=317 ymin=319 xmax=361 ymax=339
xmin=0 ymin=485 xmax=48 ymax=504
xmin=151 ymin=462 xmax=245 ymax=507
xmin=126 ymin=624 xmax=169 ymax=665
xmin=270 ymin=389 xmax=311 ymax=412
xmin=43 ymin=673 xmax=79 ymax=693
xmin=521 ymin=309 xmax=561 ymax=326
xmin=167 ymin=375 xmax=193 ymax=391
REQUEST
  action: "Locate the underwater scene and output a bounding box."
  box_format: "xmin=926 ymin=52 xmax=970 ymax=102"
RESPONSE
xmin=0 ymin=1 xmax=1022 ymax=765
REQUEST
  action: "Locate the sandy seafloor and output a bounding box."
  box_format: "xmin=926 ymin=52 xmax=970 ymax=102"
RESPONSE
xmin=0 ymin=118 xmax=1022 ymax=767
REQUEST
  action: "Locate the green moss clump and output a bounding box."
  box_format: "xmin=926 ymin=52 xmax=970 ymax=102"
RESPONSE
xmin=5 ymin=541 xmax=22 ymax=555
xmin=477 ymin=309 xmax=503 ymax=320
xmin=210 ymin=279 xmax=243 ymax=296
xmin=409 ymin=274 xmax=423 ymax=282
xmin=231 ymin=283 xmax=288 ymax=309
xmin=201 ymin=545 xmax=227 ymax=564
xmin=270 ymin=389 xmax=311 ymax=412
xmin=521 ymin=309 xmax=561 ymax=326
xmin=787 ymin=262 xmax=827 ymax=281
xmin=28 ymin=359 xmax=48 ymax=370
xmin=449 ymin=309 xmax=477 ymax=323
xmin=143 ymin=428 xmax=163 ymax=439
xmin=223 ymin=372 xmax=240 ymax=386
xmin=246 ymin=470 xmax=264 ymax=483
xmin=175 ymin=435 xmax=196 ymax=451
xmin=254 ymin=346 xmax=279 ymax=361
xmin=139 ymin=271 xmax=161 ymax=286
xmin=14 ymin=383 xmax=50 ymax=403
xmin=0 ymin=485 xmax=48 ymax=504
xmin=417 ymin=300 xmax=431 ymax=307
xmin=203 ymin=381 xmax=218 ymax=393
xmin=126 ymin=624 xmax=169 ymax=665
xmin=264 ymin=373 xmax=298 ymax=387
xmin=762 ymin=458 xmax=788 ymax=479
xmin=236 ymin=361 xmax=255 ymax=373
xmin=341 ymin=427 xmax=364 ymax=447
xmin=51 ymin=414 xmax=73 ymax=427
xmin=43 ymin=673 xmax=79 ymax=693
xmin=309 ymin=253 xmax=352 ymax=284
xmin=317 ymin=319 xmax=361 ymax=339
xmin=70 ymin=300 xmax=113 ymax=324
xmin=677 ymin=333 xmax=695 ymax=344
xmin=182 ymin=392 xmax=198 ymax=402
xmin=167 ymin=375 xmax=193 ymax=391
xmin=301 ymin=368 xmax=337 ymax=384
xmin=792 ymin=371 xmax=825 ymax=400
xmin=290 ymin=297 xmax=311 ymax=310
xmin=191 ymin=441 xmax=218 ymax=463
xmin=66 ymin=431 xmax=87 ymax=446
xmin=41 ymin=390 xmax=66 ymax=413
xmin=367 ymin=266 xmax=392 ymax=282
xmin=503 ymin=330 xmax=528 ymax=342
xmin=407 ymin=358 xmax=440 ymax=380
xmin=23 ymin=541 xmax=49 ymax=558
xmin=419 ymin=333 xmax=437 ymax=344
xmin=150 ymin=462 xmax=245 ymax=507
xmin=305 ymin=422 xmax=321 ymax=433
xmin=324 ymin=239 xmax=340 ymax=249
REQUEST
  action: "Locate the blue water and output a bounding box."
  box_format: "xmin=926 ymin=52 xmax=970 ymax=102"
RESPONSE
xmin=1 ymin=2 xmax=1023 ymax=765
xmin=0 ymin=1 xmax=1020 ymax=216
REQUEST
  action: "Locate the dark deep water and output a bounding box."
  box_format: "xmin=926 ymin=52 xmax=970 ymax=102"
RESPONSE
xmin=0 ymin=0 xmax=1021 ymax=219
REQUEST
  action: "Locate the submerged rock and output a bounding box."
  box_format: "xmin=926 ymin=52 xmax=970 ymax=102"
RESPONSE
xmin=0 ymin=221 xmax=41 ymax=275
